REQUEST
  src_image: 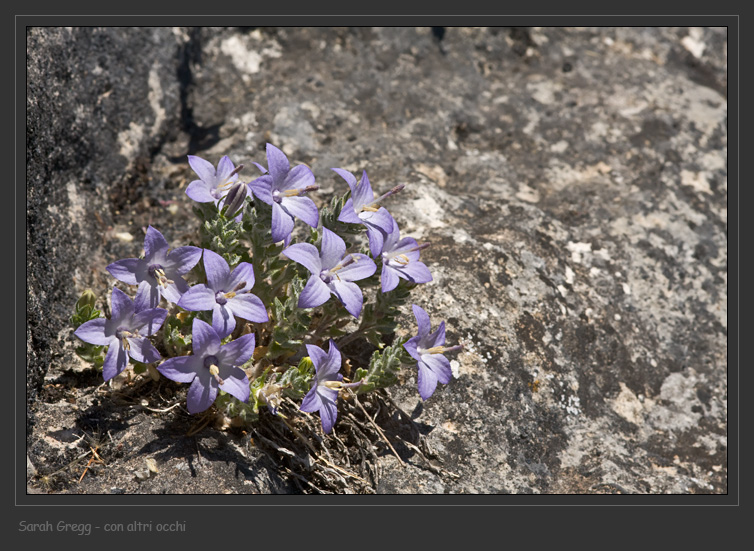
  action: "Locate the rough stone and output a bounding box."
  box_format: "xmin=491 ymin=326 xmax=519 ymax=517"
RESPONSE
xmin=26 ymin=26 xmax=727 ymax=494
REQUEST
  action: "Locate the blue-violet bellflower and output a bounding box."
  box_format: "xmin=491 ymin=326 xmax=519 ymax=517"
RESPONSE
xmin=177 ymin=249 xmax=269 ymax=339
xmin=281 ymin=227 xmax=376 ymax=318
xmin=74 ymin=286 xmax=167 ymax=381
xmin=107 ymin=226 xmax=202 ymax=308
xmin=157 ymin=318 xmax=255 ymax=414
xmin=247 ymin=143 xmax=319 ymax=244
xmin=403 ymin=304 xmax=463 ymax=400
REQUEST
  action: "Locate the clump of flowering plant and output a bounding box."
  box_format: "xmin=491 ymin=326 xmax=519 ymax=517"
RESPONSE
xmin=72 ymin=144 xmax=462 ymax=435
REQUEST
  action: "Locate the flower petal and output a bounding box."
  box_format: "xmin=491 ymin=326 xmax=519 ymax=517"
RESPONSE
xmin=362 ymin=206 xmax=394 ymax=235
xmin=365 ymin=225 xmax=386 ymax=257
xmin=166 ymin=246 xmax=203 ymax=276
xmin=212 ymin=304 xmax=236 ymax=339
xmin=416 ymin=360 xmax=439 ymax=400
xmin=188 ymin=155 xmax=217 ymax=183
xmin=250 ymin=161 xmax=268 ymax=175
xmin=191 ymin=318 xmax=221 ymax=356
xmin=403 ymin=336 xmax=421 ymax=362
xmin=138 ymin=281 xmax=162 ymax=309
xmin=127 ymin=337 xmax=162 ymax=364
xmin=322 ymin=340 xmax=342 ymax=379
xmin=320 ymin=227 xmax=346 ymax=270
xmin=186 ymin=180 xmax=215 ymax=203
xmin=351 ymin=170 xmax=375 ymax=208
xmin=177 ymin=284 xmax=216 ymax=312
xmin=281 ymin=196 xmax=319 ymax=228
xmin=133 ymin=283 xmax=153 ymax=313
xmin=159 ymin=278 xmax=189 ymax=304
xmin=229 ymin=293 xmax=269 ymax=324
xmin=202 ymin=249 xmax=230 ymax=291
xmin=271 ymin=201 xmax=295 ymax=243
xmin=227 ymin=262 xmax=255 ymax=293
xmin=421 ymin=352 xmax=452 ymax=385
xmin=74 ymin=318 xmax=112 ymax=346
xmin=265 ymin=143 xmax=290 ymax=187
xmin=336 ymin=198 xmax=363 ymax=225
xmin=281 ymin=242 xmax=321 ymax=275
xmin=109 ymin=287 xmax=135 ymax=323
xmin=216 ymin=366 xmax=250 ymax=403
xmin=281 ymin=164 xmax=315 ymax=192
xmin=215 ymin=155 xmax=236 ymax=182
xmin=336 ymin=253 xmax=376 ymax=282
xmin=382 ymin=218 xmax=401 ymax=250
xmin=299 ymin=386 xmax=323 ymax=413
xmin=388 ymin=235 xmax=420 ymax=256
xmin=428 ymin=321 xmax=446 ymax=349
xmin=298 ymin=276 xmax=331 ymax=309
xmin=144 ymin=226 xmax=170 ymax=260
xmin=102 ymin=343 xmax=129 ymax=381
xmin=329 ymin=280 xmax=364 ymax=318
xmin=187 ymin=373 xmax=218 ymax=414
xmin=219 ymin=332 xmax=256 ymax=367
xmin=247 ymin=175 xmax=273 ymax=205
xmin=305 ymin=344 xmax=328 ymax=372
xmin=157 ymin=355 xmax=200 ymax=383
xmin=106 ymin=258 xmax=142 ymax=286
xmin=331 ymin=167 xmax=357 ymax=191
xmin=412 ymin=304 xmax=432 ymax=339
xmin=319 ymin=396 xmax=338 ymax=434
xmin=381 ymin=264 xmax=400 ymax=293
xmin=132 ymin=307 xmax=167 ymax=336
xmin=397 ymin=261 xmax=433 ymax=284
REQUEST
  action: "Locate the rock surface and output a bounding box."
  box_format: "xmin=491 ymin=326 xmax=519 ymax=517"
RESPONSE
xmin=26 ymin=26 xmax=727 ymax=494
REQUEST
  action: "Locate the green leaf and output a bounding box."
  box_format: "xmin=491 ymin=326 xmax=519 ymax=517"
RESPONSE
xmin=266 ymin=276 xmax=312 ymax=360
xmin=163 ymin=313 xmax=195 ymax=355
xmin=70 ymin=289 xmax=102 ymax=328
xmin=278 ymin=356 xmax=314 ymax=400
xmin=355 ymin=341 xmax=411 ymax=393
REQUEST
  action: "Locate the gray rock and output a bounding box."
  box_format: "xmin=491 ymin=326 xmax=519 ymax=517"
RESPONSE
xmin=26 ymin=27 xmax=186 ymax=442
xmin=26 ymin=26 xmax=727 ymax=494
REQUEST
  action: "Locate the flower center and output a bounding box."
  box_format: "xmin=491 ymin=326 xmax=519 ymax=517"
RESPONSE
xmin=148 ymin=264 xmax=174 ymax=288
xmin=115 ymin=327 xmax=137 ymax=352
xmin=323 ymin=379 xmax=363 ymax=391
xmin=215 ymin=164 xmax=244 ymax=194
xmin=419 ymin=344 xmax=464 ymax=355
xmin=383 ymin=242 xmax=430 ymax=267
xmin=203 ymin=355 xmax=224 ymax=385
xmin=214 ymin=282 xmax=247 ymax=305
xmin=384 ymin=252 xmax=411 ymax=266
xmin=273 ymin=185 xmax=319 ymax=204
xmin=319 ymin=270 xmax=334 ymax=285
xmin=319 ymin=255 xmax=357 ymax=285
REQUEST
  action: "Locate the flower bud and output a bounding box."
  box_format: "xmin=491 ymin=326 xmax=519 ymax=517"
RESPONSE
xmin=222 ymin=182 xmax=248 ymax=219
xmin=76 ymin=289 xmax=97 ymax=311
xmin=298 ymin=356 xmax=315 ymax=374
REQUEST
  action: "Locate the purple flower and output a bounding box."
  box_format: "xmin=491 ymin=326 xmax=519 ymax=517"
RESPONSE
xmin=74 ymin=286 xmax=167 ymax=381
xmin=247 ymin=143 xmax=319 ymax=244
xmin=333 ymin=168 xmax=403 ymax=257
xmin=281 ymin=227 xmax=376 ymax=317
xmin=300 ymin=340 xmax=355 ymax=434
xmin=107 ymin=226 xmax=203 ymax=308
xmin=177 ymin=249 xmax=269 ymax=339
xmin=403 ymin=305 xmax=463 ymax=400
xmin=186 ymin=155 xmax=244 ymax=205
xmin=157 ymin=318 xmax=254 ymax=414
xmin=380 ymin=218 xmax=433 ymax=293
